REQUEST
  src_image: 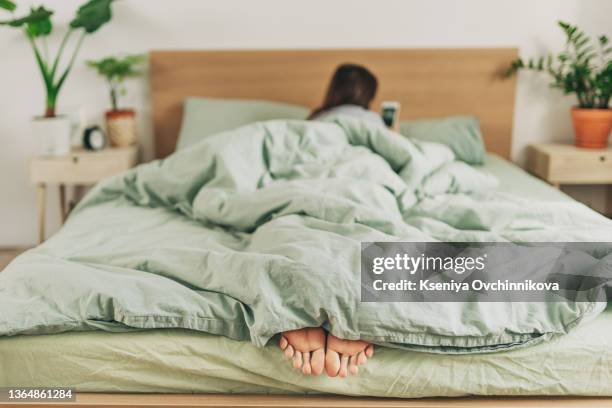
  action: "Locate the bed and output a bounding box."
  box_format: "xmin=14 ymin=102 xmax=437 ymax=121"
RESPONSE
xmin=1 ymin=49 xmax=612 ymax=407
xmin=2 ymin=156 xmax=611 ymax=396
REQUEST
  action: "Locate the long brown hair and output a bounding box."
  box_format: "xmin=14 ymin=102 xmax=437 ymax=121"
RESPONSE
xmin=308 ymin=63 xmax=378 ymax=119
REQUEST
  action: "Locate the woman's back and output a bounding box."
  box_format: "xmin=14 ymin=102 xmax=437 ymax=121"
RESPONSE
xmin=310 ymin=104 xmax=385 ymax=127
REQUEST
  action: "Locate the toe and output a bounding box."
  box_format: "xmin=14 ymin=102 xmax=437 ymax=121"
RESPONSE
xmin=348 ymin=355 xmax=359 ymax=376
xmin=338 ymin=355 xmax=349 ymax=378
xmin=284 ymin=345 xmax=294 ymax=360
xmin=279 ymin=336 xmax=288 ymax=350
xmin=302 ymin=351 xmax=312 ymax=375
xmin=325 ymin=349 xmax=341 ymax=377
xmin=310 ymin=348 xmax=325 ymax=376
xmin=357 ymin=351 xmax=367 ymax=365
xmin=293 ymin=351 xmax=303 ymax=369
xmin=365 ymin=344 xmax=374 ymax=358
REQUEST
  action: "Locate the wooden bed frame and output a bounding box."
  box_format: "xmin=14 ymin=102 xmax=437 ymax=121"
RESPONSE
xmin=6 ymin=48 xmax=611 ymax=408
xmin=150 ymin=48 xmax=518 ymax=160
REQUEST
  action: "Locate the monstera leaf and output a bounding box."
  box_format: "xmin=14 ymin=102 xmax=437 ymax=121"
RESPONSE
xmin=70 ymin=0 xmax=114 ymax=33
xmin=0 ymin=6 xmax=53 ymax=38
xmin=0 ymin=0 xmax=16 ymax=12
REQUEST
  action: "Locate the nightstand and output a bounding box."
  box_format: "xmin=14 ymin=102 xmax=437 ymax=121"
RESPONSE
xmin=527 ymin=143 xmax=612 ymax=188
xmin=29 ymin=146 xmax=138 ymax=243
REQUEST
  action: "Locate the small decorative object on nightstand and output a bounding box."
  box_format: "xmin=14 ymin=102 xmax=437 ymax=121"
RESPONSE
xmin=527 ymin=143 xmax=612 ymax=188
xmin=87 ymin=54 xmax=146 ymax=147
xmin=82 ymin=126 xmax=108 ymax=151
xmin=29 ymin=146 xmax=138 ymax=244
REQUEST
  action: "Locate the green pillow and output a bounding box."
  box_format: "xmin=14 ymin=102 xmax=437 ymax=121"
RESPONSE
xmin=399 ymin=116 xmax=485 ymax=165
xmin=176 ymin=97 xmax=309 ymax=150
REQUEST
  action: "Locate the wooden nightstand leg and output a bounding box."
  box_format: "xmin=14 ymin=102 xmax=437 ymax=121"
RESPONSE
xmin=37 ymin=184 xmax=46 ymax=244
xmin=59 ymin=184 xmax=67 ymax=223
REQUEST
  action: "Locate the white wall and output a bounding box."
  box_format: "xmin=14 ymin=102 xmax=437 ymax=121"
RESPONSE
xmin=1 ymin=0 xmax=611 ymax=246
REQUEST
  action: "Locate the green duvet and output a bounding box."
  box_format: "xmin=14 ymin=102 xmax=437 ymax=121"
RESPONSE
xmin=1 ymin=117 xmax=611 ymax=353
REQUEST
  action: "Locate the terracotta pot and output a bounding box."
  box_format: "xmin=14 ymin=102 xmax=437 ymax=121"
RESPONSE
xmin=571 ymin=107 xmax=612 ymax=149
xmin=106 ymin=109 xmax=137 ymax=147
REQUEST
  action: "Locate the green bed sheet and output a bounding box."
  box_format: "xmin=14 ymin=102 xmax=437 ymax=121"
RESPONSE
xmin=1 ymin=308 xmax=611 ymax=397
xmin=485 ymin=154 xmax=570 ymax=202
xmin=1 ymin=154 xmax=610 ymax=397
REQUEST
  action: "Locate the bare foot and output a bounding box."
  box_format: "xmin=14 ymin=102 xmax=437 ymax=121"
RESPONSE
xmin=325 ymin=334 xmax=374 ymax=378
xmin=279 ymin=327 xmax=326 ymax=376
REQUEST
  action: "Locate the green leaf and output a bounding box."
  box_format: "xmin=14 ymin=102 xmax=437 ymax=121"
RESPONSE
xmin=575 ymin=36 xmax=590 ymax=50
xmin=87 ymin=54 xmax=146 ymax=81
xmin=87 ymin=54 xmax=145 ymax=108
xmin=503 ymin=58 xmax=523 ymax=77
xmin=577 ymin=47 xmax=595 ymax=62
xmin=558 ymin=21 xmax=571 ymax=31
xmin=70 ymin=0 xmax=115 ymax=33
xmin=507 ymin=20 xmax=612 ymax=108
xmin=26 ymin=11 xmax=52 ymax=37
xmin=0 ymin=0 xmax=16 ymax=12
xmin=528 ymin=59 xmax=535 ymax=69
xmin=0 ymin=6 xmax=53 ymax=36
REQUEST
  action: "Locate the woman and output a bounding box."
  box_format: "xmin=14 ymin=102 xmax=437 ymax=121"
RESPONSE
xmin=278 ymin=64 xmax=378 ymax=379
xmin=309 ymin=63 xmax=385 ymax=127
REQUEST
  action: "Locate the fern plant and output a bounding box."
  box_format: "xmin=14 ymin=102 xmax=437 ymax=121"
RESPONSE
xmin=0 ymin=0 xmax=116 ymax=117
xmin=87 ymin=54 xmax=146 ymax=112
xmin=506 ymin=21 xmax=612 ymax=109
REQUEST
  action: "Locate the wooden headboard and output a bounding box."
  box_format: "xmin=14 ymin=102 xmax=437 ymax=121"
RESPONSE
xmin=150 ymin=48 xmax=518 ymax=159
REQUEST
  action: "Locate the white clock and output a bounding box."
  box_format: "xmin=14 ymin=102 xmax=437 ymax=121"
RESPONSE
xmin=83 ymin=126 xmax=108 ymax=151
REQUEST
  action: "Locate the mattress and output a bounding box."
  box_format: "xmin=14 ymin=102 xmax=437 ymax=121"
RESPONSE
xmin=1 ymin=155 xmax=610 ymax=397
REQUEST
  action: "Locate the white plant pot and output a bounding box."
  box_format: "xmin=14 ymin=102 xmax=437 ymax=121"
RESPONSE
xmin=32 ymin=116 xmax=72 ymax=156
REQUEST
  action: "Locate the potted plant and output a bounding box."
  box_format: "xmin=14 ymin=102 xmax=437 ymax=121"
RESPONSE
xmin=87 ymin=54 xmax=145 ymax=147
xmin=0 ymin=0 xmax=116 ymax=156
xmin=507 ymin=21 xmax=612 ymax=148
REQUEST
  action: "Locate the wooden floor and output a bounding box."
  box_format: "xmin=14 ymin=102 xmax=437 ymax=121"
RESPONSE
xmin=1 ymin=394 xmax=612 ymax=408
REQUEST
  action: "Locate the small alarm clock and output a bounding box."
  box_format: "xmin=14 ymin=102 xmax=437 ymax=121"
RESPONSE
xmin=82 ymin=126 xmax=108 ymax=151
